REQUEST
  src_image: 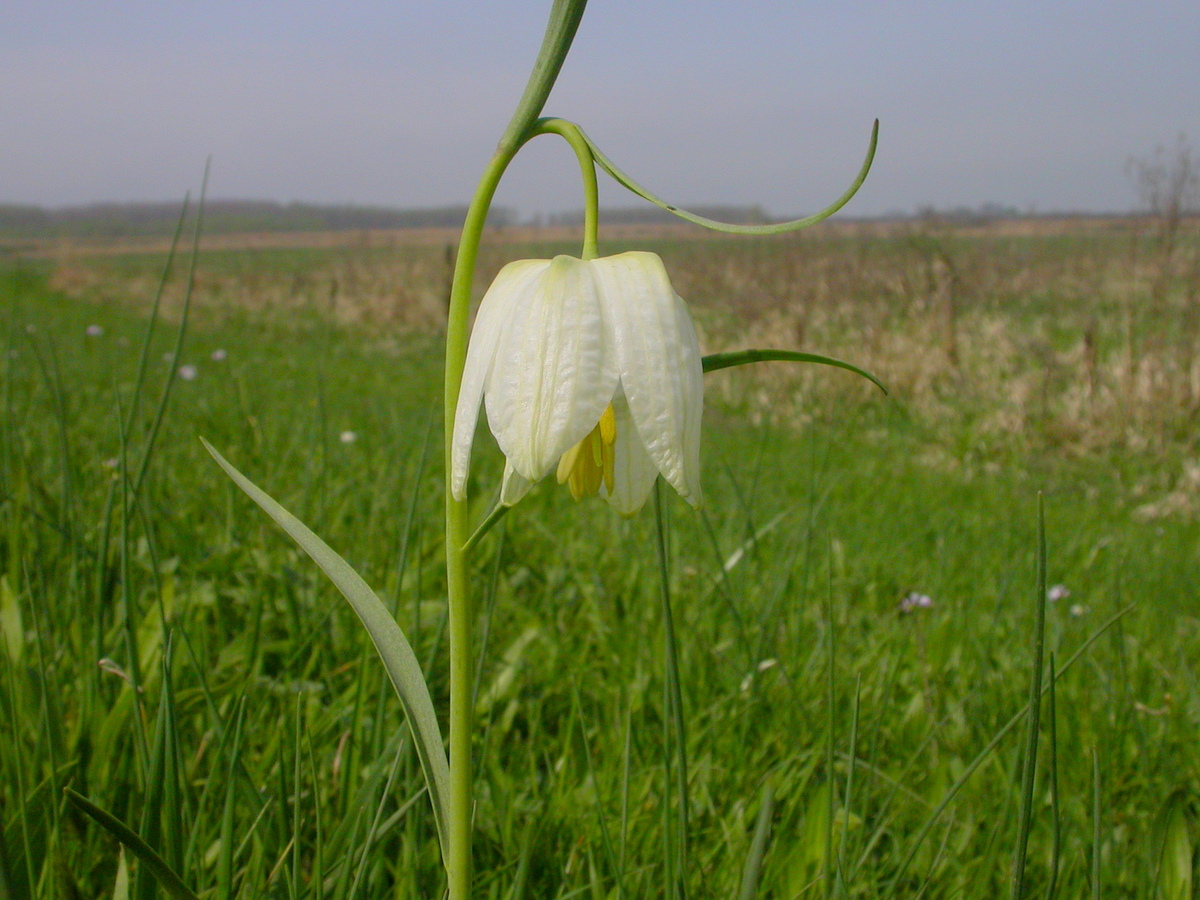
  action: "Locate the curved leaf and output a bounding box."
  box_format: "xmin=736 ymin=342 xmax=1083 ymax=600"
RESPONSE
xmin=64 ymin=789 xmax=200 ymax=900
xmin=701 ymin=349 xmax=887 ymax=394
xmin=575 ymin=119 xmax=878 ymax=234
xmin=200 ymin=438 xmax=450 ymax=865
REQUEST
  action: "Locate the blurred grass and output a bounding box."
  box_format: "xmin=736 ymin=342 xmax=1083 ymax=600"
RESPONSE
xmin=2 ymin=219 xmax=1199 ymax=897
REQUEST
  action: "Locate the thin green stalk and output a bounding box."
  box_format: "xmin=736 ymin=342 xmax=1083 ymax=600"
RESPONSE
xmin=130 ymin=161 xmax=209 ymax=505
xmin=122 ymin=194 xmax=190 ymax=455
xmin=884 ymin=603 xmax=1132 ymax=892
xmin=570 ymin=679 xmax=621 ymax=886
xmin=618 ymin=704 xmax=632 ymax=900
xmin=738 ymin=777 xmax=775 ymax=900
xmin=532 ymin=118 xmax=600 ymax=259
xmin=1009 ymin=495 xmax=1048 ymax=899
xmin=305 ymin=715 xmax=325 ymax=900
xmin=115 ymin=389 xmax=150 ymax=779
xmin=444 ymin=146 xmax=512 ymax=900
xmin=291 ymin=694 xmax=303 ymax=900
xmin=654 ymin=482 xmax=689 ymax=899
xmin=1046 ymin=655 xmax=1060 ymax=900
xmin=349 ymin=734 xmax=407 ymax=898
xmin=838 ymin=676 xmax=861 ymax=889
xmin=1091 ymin=748 xmax=1102 ymax=900
xmin=3 ymin=650 xmax=37 ymax=894
xmin=823 ymin=563 xmax=837 ymax=900
xmin=442 ymin=6 xmax=589 ymax=898
xmin=216 ymin=699 xmax=247 ymax=900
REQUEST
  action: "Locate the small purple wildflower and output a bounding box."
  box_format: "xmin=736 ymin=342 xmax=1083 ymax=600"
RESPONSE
xmin=900 ymin=591 xmax=933 ymax=613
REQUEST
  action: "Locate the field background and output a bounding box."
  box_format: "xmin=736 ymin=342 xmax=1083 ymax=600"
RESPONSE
xmin=3 ymin=214 xmax=1199 ymax=898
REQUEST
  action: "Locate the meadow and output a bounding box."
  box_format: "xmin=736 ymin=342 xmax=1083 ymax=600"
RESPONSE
xmin=2 ymin=215 xmax=1199 ymax=898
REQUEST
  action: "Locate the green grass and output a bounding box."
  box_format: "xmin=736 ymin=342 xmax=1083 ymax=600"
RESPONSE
xmin=2 ymin=228 xmax=1199 ymax=898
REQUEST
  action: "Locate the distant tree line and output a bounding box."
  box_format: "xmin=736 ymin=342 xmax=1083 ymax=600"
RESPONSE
xmin=0 ymin=201 xmax=517 ymax=239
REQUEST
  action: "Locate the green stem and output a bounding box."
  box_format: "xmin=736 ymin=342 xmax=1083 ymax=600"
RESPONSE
xmin=444 ymin=149 xmax=513 ymax=900
xmin=654 ymin=482 xmax=689 ymax=898
xmin=496 ymin=1 xmax=589 ymax=154
xmin=532 ymin=118 xmax=600 ymax=259
xmin=442 ymin=8 xmax=589 ymax=899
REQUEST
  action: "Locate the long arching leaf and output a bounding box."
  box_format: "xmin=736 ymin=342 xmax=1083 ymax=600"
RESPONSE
xmin=576 ymin=119 xmax=878 ymax=234
xmin=702 ymin=349 xmax=887 ymax=394
xmin=201 ymin=438 xmax=451 ymax=865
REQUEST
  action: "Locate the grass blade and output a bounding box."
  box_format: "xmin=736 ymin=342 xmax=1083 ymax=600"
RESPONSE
xmin=1091 ymin=748 xmax=1102 ymax=900
xmin=64 ymin=789 xmax=200 ymax=900
xmin=201 ymin=437 xmax=451 ymax=864
xmin=885 ymin=602 xmax=1133 ymax=892
xmin=1046 ymin=654 xmax=1060 ymax=900
xmin=654 ymin=482 xmax=689 ymax=900
xmin=1009 ymin=494 xmax=1048 ymax=898
xmin=738 ymin=777 xmax=775 ymax=900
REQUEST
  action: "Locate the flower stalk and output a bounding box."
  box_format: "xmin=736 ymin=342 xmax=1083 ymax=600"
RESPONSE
xmin=441 ymin=3 xmax=875 ymax=896
xmin=443 ymin=4 xmax=590 ymax=898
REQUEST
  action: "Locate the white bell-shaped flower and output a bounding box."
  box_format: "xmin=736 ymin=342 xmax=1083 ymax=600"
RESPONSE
xmin=451 ymin=251 xmax=702 ymax=514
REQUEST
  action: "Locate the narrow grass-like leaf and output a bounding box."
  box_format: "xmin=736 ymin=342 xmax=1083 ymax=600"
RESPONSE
xmin=290 ymin=695 xmax=302 ymax=900
xmin=823 ymin=568 xmax=836 ymax=900
xmin=654 ymin=482 xmax=689 ymax=900
xmin=1046 ymin=654 xmax=1061 ymax=900
xmin=135 ymin=659 xmax=171 ymax=900
xmin=576 ymin=119 xmax=879 ymax=234
xmin=507 ymin=809 xmax=541 ymax=900
xmin=113 ymin=848 xmax=131 ymax=900
xmin=702 ymin=350 xmax=886 ymax=394
xmin=618 ymin=705 xmax=632 ymax=900
xmin=130 ymin=164 xmax=208 ymax=504
xmin=216 ymin=699 xmax=244 ymax=900
xmin=0 ymin=573 xmax=23 ymax=663
xmin=1009 ymin=494 xmax=1048 ymax=898
xmin=64 ymin=789 xmax=200 ymax=900
xmin=838 ymin=676 xmax=861 ymax=885
xmin=1091 ymin=748 xmax=1101 ymax=900
xmin=122 ymin=193 xmax=189 ymax=465
xmin=885 ymin=603 xmax=1133 ymax=892
xmin=5 ymin=651 xmax=38 ymax=893
xmin=201 ymin=437 xmax=450 ymax=864
xmin=1155 ymin=790 xmax=1194 ymax=900
xmin=571 ymin=679 xmax=621 ymax=884
xmin=305 ymin=716 xmax=324 ymax=900
xmin=739 ymin=777 xmax=775 ymax=900
xmin=349 ymin=735 xmax=406 ymax=897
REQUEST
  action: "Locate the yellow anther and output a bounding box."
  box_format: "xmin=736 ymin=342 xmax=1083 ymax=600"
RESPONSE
xmin=556 ymin=404 xmax=617 ymax=501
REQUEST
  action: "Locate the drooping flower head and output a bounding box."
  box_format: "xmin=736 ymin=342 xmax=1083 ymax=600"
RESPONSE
xmin=451 ymin=251 xmax=702 ymax=514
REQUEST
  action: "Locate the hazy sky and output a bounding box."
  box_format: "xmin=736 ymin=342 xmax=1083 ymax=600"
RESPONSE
xmin=3 ymin=1 xmax=1197 ymax=218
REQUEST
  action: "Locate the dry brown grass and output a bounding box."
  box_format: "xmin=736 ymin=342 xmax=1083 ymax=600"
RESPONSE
xmin=30 ymin=215 xmax=1200 ymax=510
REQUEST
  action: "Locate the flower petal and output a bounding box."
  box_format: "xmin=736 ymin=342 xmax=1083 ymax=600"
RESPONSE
xmin=602 ymin=391 xmax=659 ymax=514
xmin=591 ymin=252 xmax=703 ymax=507
xmin=484 ymin=256 xmax=619 ymax=482
xmin=451 ymin=259 xmax=551 ymax=499
xmin=499 ymin=461 xmax=534 ymax=507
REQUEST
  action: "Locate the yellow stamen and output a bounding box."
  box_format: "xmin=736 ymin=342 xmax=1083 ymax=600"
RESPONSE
xmin=557 ymin=404 xmax=617 ymax=500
